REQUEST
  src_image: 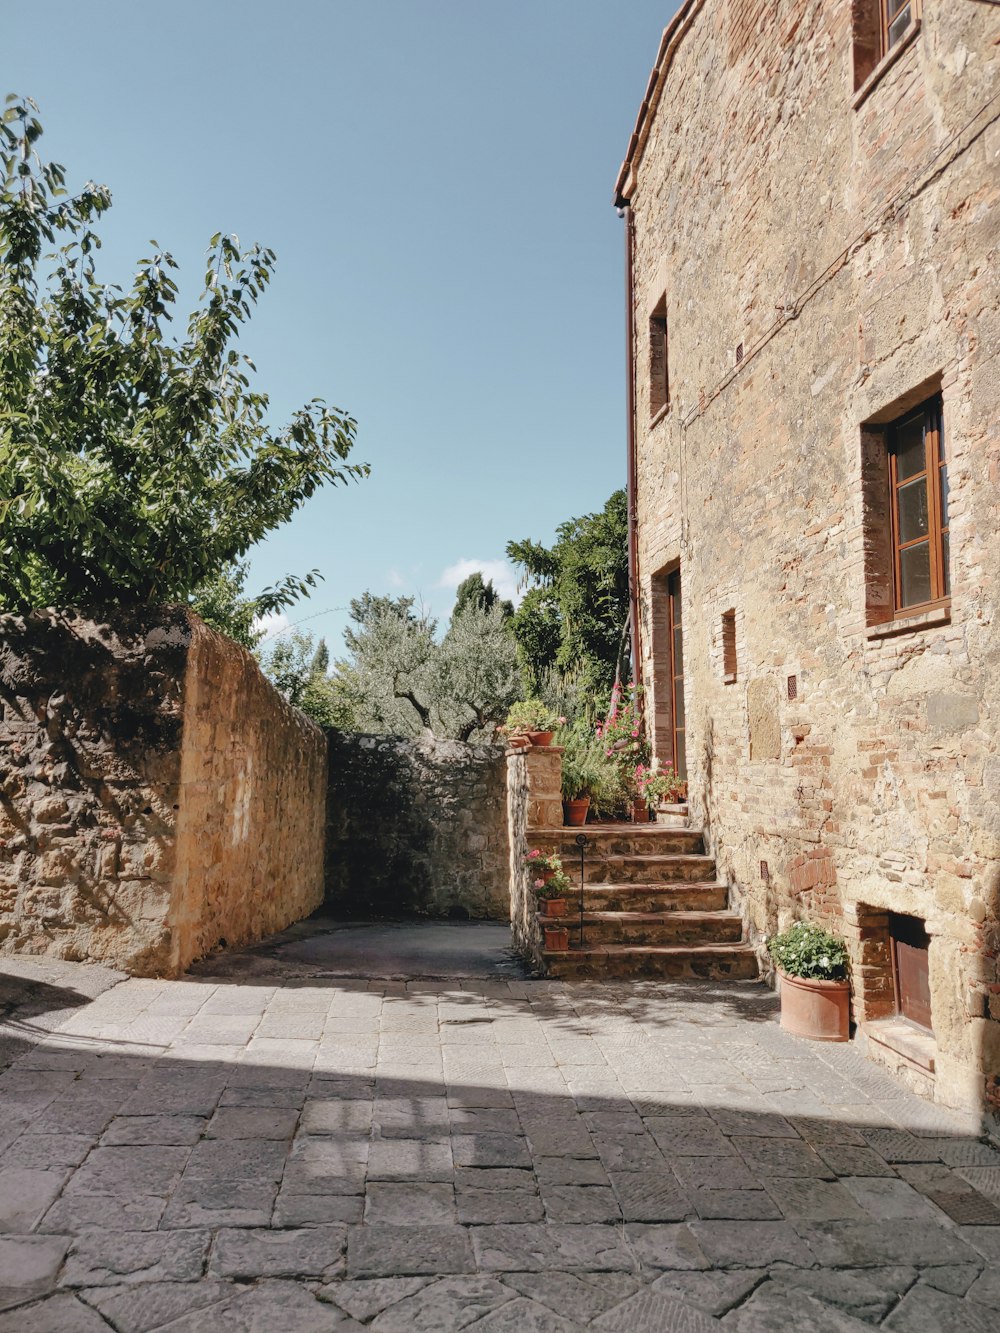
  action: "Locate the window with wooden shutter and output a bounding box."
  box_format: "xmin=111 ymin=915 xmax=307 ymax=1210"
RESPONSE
xmin=888 ymin=396 xmax=948 ymax=613
xmin=649 ymin=296 xmax=668 ymax=422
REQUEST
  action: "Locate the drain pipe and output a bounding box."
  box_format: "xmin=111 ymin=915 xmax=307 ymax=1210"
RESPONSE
xmin=622 ymin=204 xmax=643 ymax=696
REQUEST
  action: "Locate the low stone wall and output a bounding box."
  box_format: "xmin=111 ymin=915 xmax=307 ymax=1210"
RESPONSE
xmin=325 ymin=732 xmax=510 ymax=918
xmin=0 ymin=608 xmax=325 ymax=975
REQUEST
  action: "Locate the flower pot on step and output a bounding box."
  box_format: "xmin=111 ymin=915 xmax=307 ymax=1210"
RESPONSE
xmin=543 ymin=924 xmax=570 ymax=951
xmin=778 ymin=970 xmax=851 ymax=1042
xmin=563 ymin=797 xmax=590 ymax=827
xmin=527 ymin=730 xmax=554 ymax=747
xmin=632 ymin=798 xmax=649 ymax=823
xmin=541 ymin=896 xmax=568 ymax=918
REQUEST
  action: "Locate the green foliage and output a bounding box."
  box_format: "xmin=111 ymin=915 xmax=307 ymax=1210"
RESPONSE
xmin=507 ymin=489 xmax=629 ymax=706
xmin=768 ymin=922 xmax=849 ymax=981
xmin=536 ymin=868 xmax=571 ymax=899
xmin=335 ymin=592 xmax=522 ymax=742
xmin=188 ymin=561 xmax=264 ymax=651
xmin=596 ymin=682 xmax=650 ymax=798
xmin=557 ymin=720 xmax=625 ymax=812
xmin=452 ymin=572 xmax=513 ymax=621
xmin=257 ymin=629 xmax=353 ymax=729
xmin=0 ymin=96 xmax=366 ymax=613
xmin=503 ymin=698 xmax=561 ymax=734
xmin=635 ymin=764 xmax=687 ymax=805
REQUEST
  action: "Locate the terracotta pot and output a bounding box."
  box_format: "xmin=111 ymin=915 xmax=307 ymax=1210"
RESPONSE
xmin=778 ymin=970 xmax=851 ymax=1042
xmin=527 ymin=730 xmax=554 ymax=747
xmin=507 ymin=734 xmax=530 ymax=750
xmin=543 ymin=924 xmax=570 ymax=952
xmin=632 ymin=798 xmax=649 ymax=823
xmin=541 ymin=896 xmax=568 ymax=918
xmin=563 ymin=797 xmax=590 ymax=827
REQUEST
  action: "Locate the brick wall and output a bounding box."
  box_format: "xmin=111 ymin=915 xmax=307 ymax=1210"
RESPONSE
xmin=625 ymin=0 xmax=1000 ymax=1118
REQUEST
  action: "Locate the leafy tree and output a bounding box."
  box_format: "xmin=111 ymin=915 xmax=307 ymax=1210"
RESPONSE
xmin=188 ymin=561 xmax=264 ymax=651
xmin=0 ymin=96 xmax=366 ymax=614
xmin=452 ymin=571 xmax=513 ymax=621
xmin=507 ymin=489 xmax=629 ymax=707
xmin=257 ymin=629 xmax=353 ymax=729
xmin=335 ymin=591 xmax=521 ymax=741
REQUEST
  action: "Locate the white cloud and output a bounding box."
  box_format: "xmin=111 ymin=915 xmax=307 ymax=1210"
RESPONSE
xmin=439 ymin=558 xmax=522 ymax=606
xmin=252 ymin=610 xmax=291 ymax=642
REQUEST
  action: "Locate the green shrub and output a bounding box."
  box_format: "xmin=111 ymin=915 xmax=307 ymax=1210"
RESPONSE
xmin=768 ymin=922 xmax=848 ymax=980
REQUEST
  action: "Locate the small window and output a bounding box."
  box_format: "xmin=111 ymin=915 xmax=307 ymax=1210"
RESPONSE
xmin=721 ymin=609 xmax=736 ymax=683
xmin=649 ymin=296 xmax=668 ymax=421
xmin=851 ymin=0 xmax=919 ymax=93
xmin=889 ymin=913 xmax=931 ymax=1030
xmin=888 ymin=397 xmax=948 ymax=613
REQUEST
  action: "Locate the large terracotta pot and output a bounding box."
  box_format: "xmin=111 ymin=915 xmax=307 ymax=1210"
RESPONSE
xmin=563 ymin=798 xmax=590 ymax=827
xmin=778 ymin=970 xmax=851 ymax=1042
xmin=541 ymin=896 xmax=568 ymax=919
xmin=528 ymin=730 xmax=554 ymax=747
xmin=632 ymin=798 xmax=649 ymax=823
xmin=543 ymin=924 xmax=570 ymax=952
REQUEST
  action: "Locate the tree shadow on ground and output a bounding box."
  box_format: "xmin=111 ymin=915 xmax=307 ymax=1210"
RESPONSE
xmin=2 ymin=964 xmax=1000 ymax=1329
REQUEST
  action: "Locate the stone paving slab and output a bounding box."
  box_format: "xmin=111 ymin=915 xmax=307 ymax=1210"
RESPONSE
xmin=2 ymin=963 xmax=1000 ymax=1329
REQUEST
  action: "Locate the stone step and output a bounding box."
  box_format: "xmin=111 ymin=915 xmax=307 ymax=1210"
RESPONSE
xmin=528 ymin=825 xmax=704 ymax=858
xmin=575 ymin=881 xmax=730 ymax=912
xmin=540 ymin=909 xmax=744 ymax=946
xmin=541 ymin=942 xmax=760 ymax=982
xmin=575 ymin=853 xmax=717 ymax=885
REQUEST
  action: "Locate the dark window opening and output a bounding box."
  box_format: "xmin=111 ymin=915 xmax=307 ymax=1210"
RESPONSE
xmin=722 ymin=609 xmax=737 ymax=683
xmin=649 ymin=296 xmax=669 ymax=420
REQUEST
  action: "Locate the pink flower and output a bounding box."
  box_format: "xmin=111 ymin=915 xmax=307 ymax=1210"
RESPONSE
xmin=557 ymin=716 xmax=567 ymax=725
xmin=527 ymin=849 xmax=540 ymax=860
xmin=632 ymin=728 xmax=639 ymax=737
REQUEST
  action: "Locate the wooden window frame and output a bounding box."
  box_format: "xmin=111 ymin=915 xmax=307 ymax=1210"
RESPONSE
xmin=879 ymin=0 xmax=913 ymax=58
xmin=887 ymin=396 xmax=949 ymax=617
xmin=649 ymin=296 xmax=669 ymax=424
xmin=851 ymin=0 xmax=922 ymax=103
xmin=888 ymin=912 xmax=932 ymax=1032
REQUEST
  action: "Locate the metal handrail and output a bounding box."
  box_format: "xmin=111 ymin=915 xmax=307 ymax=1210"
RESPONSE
xmin=575 ymin=832 xmax=588 ymax=949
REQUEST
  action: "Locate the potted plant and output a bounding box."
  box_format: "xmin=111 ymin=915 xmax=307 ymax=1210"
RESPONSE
xmin=768 ymin=921 xmax=851 ymax=1042
xmin=535 ymin=867 xmax=572 ymax=919
xmin=502 ymin=700 xmax=563 ymax=747
xmin=560 ymin=749 xmax=596 ymax=826
xmin=542 ymin=922 xmax=570 ymax=951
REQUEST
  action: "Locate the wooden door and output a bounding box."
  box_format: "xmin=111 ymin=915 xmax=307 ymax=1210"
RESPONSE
xmin=890 ymin=913 xmax=932 ymax=1030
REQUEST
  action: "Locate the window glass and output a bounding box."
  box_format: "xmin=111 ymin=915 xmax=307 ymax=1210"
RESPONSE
xmin=894 ymin=414 xmax=925 ymax=480
xmin=896 ymin=477 xmax=929 ymax=545
xmin=899 ymin=542 xmax=932 ymax=607
xmin=886 ymin=0 xmax=912 ymax=50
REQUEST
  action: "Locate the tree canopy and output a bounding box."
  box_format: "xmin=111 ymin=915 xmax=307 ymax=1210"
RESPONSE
xmin=0 ymin=96 xmax=366 ymax=615
xmin=331 ymin=580 xmax=521 ymax=741
xmin=506 ymin=488 xmax=629 ymax=705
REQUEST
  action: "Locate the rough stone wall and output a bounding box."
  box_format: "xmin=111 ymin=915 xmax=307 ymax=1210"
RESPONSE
xmin=325 ymin=732 xmax=511 ymax=919
xmin=0 ymin=609 xmax=325 ymax=975
xmin=506 ymin=748 xmax=555 ymax=969
xmin=171 ymin=618 xmax=327 ymax=973
xmin=627 ymin=1 xmax=1000 ymax=1117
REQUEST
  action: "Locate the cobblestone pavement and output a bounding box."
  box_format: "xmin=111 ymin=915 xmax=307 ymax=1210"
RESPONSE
xmin=2 ymin=960 xmax=1000 ymax=1331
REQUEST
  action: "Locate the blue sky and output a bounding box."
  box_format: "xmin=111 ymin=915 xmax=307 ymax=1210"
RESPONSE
xmin=9 ymin=1 xmax=679 ymax=652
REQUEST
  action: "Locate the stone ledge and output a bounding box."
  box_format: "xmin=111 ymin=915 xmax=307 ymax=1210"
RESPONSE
xmin=864 ymin=1015 xmax=936 ymax=1075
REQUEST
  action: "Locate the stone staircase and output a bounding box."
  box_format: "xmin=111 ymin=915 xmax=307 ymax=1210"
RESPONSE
xmin=529 ymin=822 xmax=758 ymax=981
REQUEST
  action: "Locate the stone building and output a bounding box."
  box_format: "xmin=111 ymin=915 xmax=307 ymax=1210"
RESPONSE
xmin=615 ymin=0 xmax=1000 ymax=1122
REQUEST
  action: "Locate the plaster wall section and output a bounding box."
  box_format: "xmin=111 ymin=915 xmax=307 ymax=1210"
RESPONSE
xmin=626 ymin=0 xmax=1000 ymax=1118
xmin=325 ymin=732 xmax=511 ymax=919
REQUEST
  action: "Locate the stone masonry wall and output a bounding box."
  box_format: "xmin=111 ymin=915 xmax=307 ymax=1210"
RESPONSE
xmin=325 ymin=732 xmax=511 ymax=919
xmin=626 ymin=2 xmax=1000 ymax=1117
xmin=0 ymin=608 xmax=325 ymax=975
